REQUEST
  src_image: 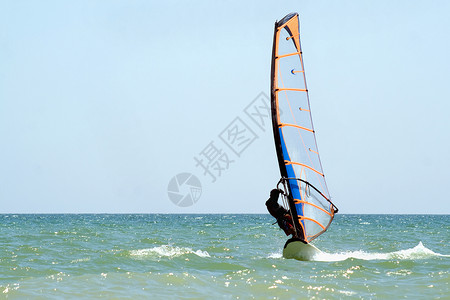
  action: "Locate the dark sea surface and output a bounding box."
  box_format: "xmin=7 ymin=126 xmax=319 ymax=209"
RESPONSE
xmin=0 ymin=214 xmax=448 ymax=299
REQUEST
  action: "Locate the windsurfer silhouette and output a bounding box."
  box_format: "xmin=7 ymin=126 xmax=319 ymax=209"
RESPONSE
xmin=266 ymin=189 xmax=306 ymax=242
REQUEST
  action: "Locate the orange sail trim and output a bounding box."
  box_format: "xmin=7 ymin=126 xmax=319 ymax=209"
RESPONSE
xmin=296 ymin=218 xmax=307 ymax=241
xmin=276 ymin=52 xmax=301 ymax=59
xmin=279 ymin=122 xmax=314 ymax=133
xmin=294 ymin=200 xmax=333 ymax=216
xmin=276 ymin=16 xmax=300 ymax=51
xmin=286 ymin=33 xmax=300 ymax=41
xmin=297 ymin=216 xmax=326 ymax=230
xmin=275 ymin=88 xmax=307 ymax=92
xmin=284 ymin=160 xmax=324 ymax=176
xmin=309 ymin=148 xmax=318 ymax=155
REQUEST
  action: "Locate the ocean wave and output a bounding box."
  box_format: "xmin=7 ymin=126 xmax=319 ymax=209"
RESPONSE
xmin=129 ymin=245 xmax=210 ymax=259
xmin=70 ymin=257 xmax=91 ymax=264
xmin=313 ymin=242 xmax=449 ymax=262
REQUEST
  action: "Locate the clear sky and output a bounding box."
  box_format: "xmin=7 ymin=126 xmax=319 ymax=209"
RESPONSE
xmin=1 ymin=0 xmax=449 ymax=214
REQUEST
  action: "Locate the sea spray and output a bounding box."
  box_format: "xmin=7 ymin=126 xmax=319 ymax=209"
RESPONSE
xmin=130 ymin=245 xmax=210 ymax=259
xmin=312 ymin=241 xmax=448 ymax=262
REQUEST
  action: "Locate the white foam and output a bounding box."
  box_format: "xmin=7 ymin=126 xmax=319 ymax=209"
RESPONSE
xmin=70 ymin=257 xmax=91 ymax=263
xmin=312 ymin=242 xmax=449 ymax=262
xmin=388 ymin=241 xmax=449 ymax=259
xmin=130 ymin=245 xmax=210 ymax=258
xmin=268 ymin=252 xmax=283 ymax=259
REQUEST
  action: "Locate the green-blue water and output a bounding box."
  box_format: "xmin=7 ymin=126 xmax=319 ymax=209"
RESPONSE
xmin=0 ymin=214 xmax=448 ymax=299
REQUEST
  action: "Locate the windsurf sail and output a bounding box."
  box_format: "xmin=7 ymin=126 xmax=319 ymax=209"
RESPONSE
xmin=271 ymin=13 xmax=338 ymax=243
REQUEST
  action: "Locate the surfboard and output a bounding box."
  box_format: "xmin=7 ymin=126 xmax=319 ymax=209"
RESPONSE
xmin=283 ymin=239 xmax=322 ymax=261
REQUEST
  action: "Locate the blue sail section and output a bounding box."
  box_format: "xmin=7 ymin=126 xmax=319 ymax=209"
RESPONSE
xmin=279 ymin=128 xmax=304 ymax=223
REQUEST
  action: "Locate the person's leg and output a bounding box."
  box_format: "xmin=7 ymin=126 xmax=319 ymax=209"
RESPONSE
xmin=277 ymin=217 xmax=294 ymax=236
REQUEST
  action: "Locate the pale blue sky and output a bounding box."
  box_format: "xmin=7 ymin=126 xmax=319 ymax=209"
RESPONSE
xmin=1 ymin=0 xmax=449 ymax=213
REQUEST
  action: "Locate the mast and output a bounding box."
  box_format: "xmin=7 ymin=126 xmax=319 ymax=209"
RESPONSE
xmin=270 ymin=15 xmax=303 ymax=240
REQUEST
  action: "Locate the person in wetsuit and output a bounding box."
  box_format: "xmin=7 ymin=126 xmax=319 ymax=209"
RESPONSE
xmin=265 ymin=189 xmax=296 ymax=236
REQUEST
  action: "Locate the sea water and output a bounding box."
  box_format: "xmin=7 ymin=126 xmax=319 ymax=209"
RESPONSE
xmin=0 ymin=214 xmax=448 ymax=299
